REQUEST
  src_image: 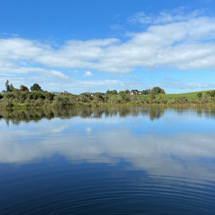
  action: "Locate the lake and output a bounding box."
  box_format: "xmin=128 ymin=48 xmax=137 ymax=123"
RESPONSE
xmin=0 ymin=107 xmax=215 ymax=214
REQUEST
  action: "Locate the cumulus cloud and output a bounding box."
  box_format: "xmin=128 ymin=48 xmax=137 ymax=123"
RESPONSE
xmin=1 ymin=13 xmax=215 ymax=75
xmin=1 ymin=10 xmax=215 ymax=91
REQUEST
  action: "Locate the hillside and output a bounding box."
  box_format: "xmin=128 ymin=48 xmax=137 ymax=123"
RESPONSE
xmin=137 ymin=90 xmax=212 ymax=99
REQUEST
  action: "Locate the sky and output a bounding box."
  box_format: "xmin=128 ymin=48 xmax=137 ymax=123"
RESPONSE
xmin=1 ymin=0 xmax=215 ymax=94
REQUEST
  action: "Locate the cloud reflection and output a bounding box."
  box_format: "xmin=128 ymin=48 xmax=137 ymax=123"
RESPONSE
xmin=0 ymin=112 xmax=215 ymax=182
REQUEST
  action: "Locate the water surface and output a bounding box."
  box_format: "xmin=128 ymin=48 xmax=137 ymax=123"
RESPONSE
xmin=0 ymin=107 xmax=215 ymax=214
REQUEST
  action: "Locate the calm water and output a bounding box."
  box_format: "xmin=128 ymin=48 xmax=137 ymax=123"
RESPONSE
xmin=0 ymin=107 xmax=215 ymax=214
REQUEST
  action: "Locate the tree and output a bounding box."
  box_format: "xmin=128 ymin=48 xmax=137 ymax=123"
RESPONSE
xmin=5 ymin=80 xmax=10 ymax=92
xmin=20 ymin=85 xmax=29 ymax=92
xmin=141 ymin=90 xmax=146 ymax=95
xmin=119 ymin=90 xmax=125 ymax=94
xmin=113 ymin=90 xmax=118 ymax=95
xmin=9 ymin=84 xmax=14 ymax=91
xmin=206 ymin=91 xmax=211 ymax=97
xmin=5 ymin=80 xmax=15 ymax=92
xmin=30 ymin=83 xmax=42 ymax=91
xmin=106 ymin=90 xmax=118 ymax=95
xmin=160 ymin=89 xmax=166 ymax=94
xmin=152 ymin=87 xmax=165 ymax=94
xmin=145 ymin=89 xmax=151 ymax=95
xmin=210 ymin=90 xmax=215 ymax=97
xmin=106 ymin=89 xmax=111 ymax=95
xmin=152 ymin=87 xmax=162 ymax=94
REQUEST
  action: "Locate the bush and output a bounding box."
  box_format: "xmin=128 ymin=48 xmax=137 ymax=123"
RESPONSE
xmin=30 ymin=92 xmax=45 ymax=100
xmin=45 ymin=92 xmax=55 ymax=101
xmin=20 ymin=85 xmax=29 ymax=92
xmin=5 ymin=93 xmax=15 ymax=99
xmin=206 ymin=91 xmax=211 ymax=97
xmin=5 ymin=101 xmax=14 ymax=108
xmin=33 ymin=99 xmax=43 ymax=106
xmin=197 ymin=92 xmax=202 ymax=98
xmin=150 ymin=91 xmax=155 ymax=100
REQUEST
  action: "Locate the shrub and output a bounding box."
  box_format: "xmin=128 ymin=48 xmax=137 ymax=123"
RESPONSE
xmin=197 ymin=92 xmax=202 ymax=98
xmin=45 ymin=92 xmax=55 ymax=101
xmin=20 ymin=85 xmax=29 ymax=92
xmin=5 ymin=101 xmax=14 ymax=108
xmin=150 ymin=91 xmax=155 ymax=100
xmin=5 ymin=93 xmax=15 ymax=99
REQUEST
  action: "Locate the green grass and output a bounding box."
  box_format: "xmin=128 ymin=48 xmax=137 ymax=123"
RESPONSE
xmin=109 ymin=90 xmax=212 ymax=100
xmin=137 ymin=90 xmax=211 ymax=99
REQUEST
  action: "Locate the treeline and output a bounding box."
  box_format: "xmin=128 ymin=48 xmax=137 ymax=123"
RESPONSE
xmin=0 ymin=81 xmax=215 ymax=108
xmin=2 ymin=106 xmax=215 ymax=125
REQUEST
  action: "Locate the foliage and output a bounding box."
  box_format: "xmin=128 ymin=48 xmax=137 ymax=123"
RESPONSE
xmin=152 ymin=86 xmax=165 ymax=94
xmin=197 ymin=92 xmax=202 ymax=98
xmin=1 ymin=82 xmax=215 ymax=109
xmin=160 ymin=89 xmax=166 ymax=94
xmin=206 ymin=91 xmax=211 ymax=97
xmin=29 ymin=91 xmax=45 ymax=100
xmin=30 ymin=83 xmax=42 ymax=91
xmin=119 ymin=91 xmax=125 ymax=95
xmin=9 ymin=84 xmax=14 ymax=91
xmin=106 ymin=90 xmax=118 ymax=95
xmin=210 ymin=90 xmax=215 ymax=97
xmin=152 ymin=87 xmax=162 ymax=94
xmin=45 ymin=92 xmax=55 ymax=101
xmin=20 ymin=85 xmax=29 ymax=92
xmin=150 ymin=91 xmax=155 ymax=100
xmin=5 ymin=80 xmax=14 ymax=92
xmin=5 ymin=80 xmax=10 ymax=92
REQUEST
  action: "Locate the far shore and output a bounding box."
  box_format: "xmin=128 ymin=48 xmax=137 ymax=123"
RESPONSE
xmin=1 ymin=84 xmax=215 ymax=109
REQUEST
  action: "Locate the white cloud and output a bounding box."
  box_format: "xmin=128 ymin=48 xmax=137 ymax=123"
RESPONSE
xmin=84 ymin=71 xmax=92 ymax=76
xmin=127 ymin=8 xmax=203 ymax=25
xmin=1 ymin=10 xmax=215 ymax=91
xmin=1 ymin=14 xmax=215 ymax=74
xmin=0 ymin=117 xmax=215 ymax=181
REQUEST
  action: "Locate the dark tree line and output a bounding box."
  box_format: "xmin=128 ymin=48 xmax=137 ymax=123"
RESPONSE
xmin=4 ymin=80 xmax=42 ymax=93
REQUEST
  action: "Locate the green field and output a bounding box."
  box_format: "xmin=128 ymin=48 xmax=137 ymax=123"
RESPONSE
xmin=137 ymin=90 xmax=210 ymax=99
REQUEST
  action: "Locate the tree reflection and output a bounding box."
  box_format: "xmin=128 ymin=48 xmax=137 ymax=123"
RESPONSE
xmin=1 ymin=106 xmax=215 ymax=124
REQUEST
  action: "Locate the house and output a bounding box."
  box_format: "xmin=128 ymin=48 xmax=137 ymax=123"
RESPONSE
xmin=61 ymin=91 xmax=68 ymax=95
xmin=130 ymin=90 xmax=141 ymax=95
xmin=52 ymin=91 xmax=68 ymax=95
xmin=52 ymin=91 xmax=61 ymax=95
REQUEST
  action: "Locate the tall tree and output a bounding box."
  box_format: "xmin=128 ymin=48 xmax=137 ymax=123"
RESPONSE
xmin=5 ymin=80 xmax=10 ymax=92
xmin=30 ymin=83 xmax=42 ymax=91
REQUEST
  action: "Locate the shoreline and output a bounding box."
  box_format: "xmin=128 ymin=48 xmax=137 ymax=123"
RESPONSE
xmin=1 ymin=102 xmax=215 ymax=110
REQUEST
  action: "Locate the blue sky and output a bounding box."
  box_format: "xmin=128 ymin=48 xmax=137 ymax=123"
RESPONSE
xmin=1 ymin=0 xmax=215 ymax=93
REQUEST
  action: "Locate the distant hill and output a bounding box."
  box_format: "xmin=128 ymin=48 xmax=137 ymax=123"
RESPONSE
xmin=138 ymin=90 xmax=214 ymax=99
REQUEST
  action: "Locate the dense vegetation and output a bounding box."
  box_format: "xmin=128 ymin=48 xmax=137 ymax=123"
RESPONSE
xmin=1 ymin=81 xmax=215 ymax=109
